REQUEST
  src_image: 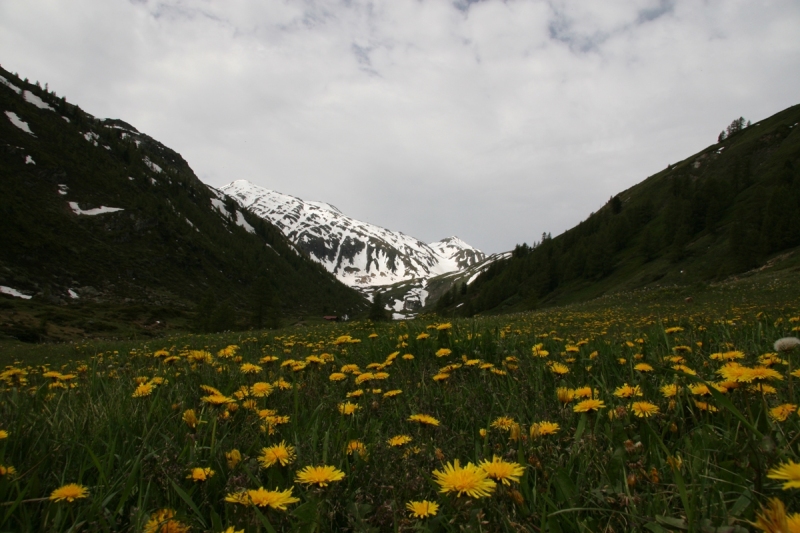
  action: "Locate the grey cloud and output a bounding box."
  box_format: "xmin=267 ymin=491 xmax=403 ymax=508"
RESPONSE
xmin=1 ymin=0 xmax=799 ymax=254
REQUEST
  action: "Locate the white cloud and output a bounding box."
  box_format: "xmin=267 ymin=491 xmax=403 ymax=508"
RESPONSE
xmin=1 ymin=0 xmax=799 ymax=252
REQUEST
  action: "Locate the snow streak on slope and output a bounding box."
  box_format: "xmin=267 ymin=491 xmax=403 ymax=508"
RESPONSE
xmin=221 ymin=180 xmax=486 ymax=289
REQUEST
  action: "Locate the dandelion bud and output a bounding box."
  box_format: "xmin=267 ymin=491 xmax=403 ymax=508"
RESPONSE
xmin=626 ymin=473 xmax=637 ymax=487
xmin=183 ymin=409 xmax=197 ymax=430
xmin=509 ymin=489 xmax=524 ymax=505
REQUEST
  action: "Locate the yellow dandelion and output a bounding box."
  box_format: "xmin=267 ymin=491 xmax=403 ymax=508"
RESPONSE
xmin=328 ymin=372 xmax=347 ymax=382
xmin=630 ymin=401 xmax=659 ymax=418
xmin=240 ymin=363 xmax=263 ymax=374
xmin=347 ymin=389 xmax=364 ymax=398
xmin=769 ymin=460 xmax=800 ymax=489
xmin=295 ymin=465 xmax=345 ymax=487
xmin=408 ymin=414 xmax=440 ymax=426
xmin=573 ymin=399 xmax=605 ymax=413
xmin=132 ymin=383 xmax=154 ymax=398
xmin=435 ymin=348 xmax=452 ymax=357
xmin=770 ymin=404 xmax=798 ymax=422
xmin=49 ymin=483 xmax=89 ymax=503
xmin=549 ymin=362 xmax=570 ymax=375
xmin=355 ymin=372 xmax=375 ymax=385
xmin=613 ymin=383 xmax=643 ymax=398
xmin=530 ymin=421 xmax=559 ymax=438
xmin=634 ymin=363 xmax=654 ymax=372
xmin=346 ymin=440 xmax=368 ymax=457
xmin=557 ymin=387 xmax=575 ymax=404
xmin=693 ymin=400 xmax=718 ymax=412
xmin=490 ymin=416 xmax=516 ymax=431
xmin=259 ymin=441 xmax=296 ymax=468
xmin=182 ymin=409 xmax=197 ymax=429
xmin=406 ymin=500 xmax=439 ymax=518
xmin=246 ymin=487 xmax=300 ymax=510
xmin=143 ymin=509 xmax=189 ymax=533
xmin=338 ymin=402 xmax=359 ymax=415
xmin=479 ymin=456 xmax=526 ymax=485
xmin=660 ymin=383 xmax=680 ymax=398
xmin=432 ymin=459 xmax=496 ymax=498
xmin=251 ymin=382 xmax=273 ymax=397
xmin=226 ymin=449 xmax=241 ymax=469
xmin=383 ymin=389 xmax=402 ymax=398
xmin=388 ymin=435 xmax=413 ymax=447
xmin=186 ymin=467 xmax=214 ymax=482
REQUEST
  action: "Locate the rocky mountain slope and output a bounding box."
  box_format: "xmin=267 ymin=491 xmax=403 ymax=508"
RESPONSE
xmin=0 ymin=68 xmax=366 ymax=340
xmin=221 ymin=179 xmax=490 ymax=316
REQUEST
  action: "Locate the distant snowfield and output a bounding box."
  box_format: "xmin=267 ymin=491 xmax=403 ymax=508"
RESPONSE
xmin=25 ymin=155 xmax=35 ymax=165
xmin=23 ymin=90 xmax=54 ymax=111
xmin=235 ymin=210 xmax=255 ymax=233
xmin=0 ymin=286 xmax=32 ymax=300
xmin=5 ymin=111 xmax=34 ymax=135
xmin=69 ymin=202 xmax=124 ymax=216
xmin=0 ymin=75 xmax=21 ymax=94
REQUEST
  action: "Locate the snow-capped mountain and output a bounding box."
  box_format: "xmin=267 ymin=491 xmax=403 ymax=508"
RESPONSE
xmin=220 ymin=180 xmax=486 ymax=302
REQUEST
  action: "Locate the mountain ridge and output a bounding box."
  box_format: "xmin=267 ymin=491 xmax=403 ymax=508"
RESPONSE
xmin=220 ymin=179 xmax=489 ymax=315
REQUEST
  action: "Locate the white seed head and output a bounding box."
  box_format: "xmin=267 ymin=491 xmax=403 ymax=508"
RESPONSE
xmin=774 ymin=337 xmax=800 ymax=352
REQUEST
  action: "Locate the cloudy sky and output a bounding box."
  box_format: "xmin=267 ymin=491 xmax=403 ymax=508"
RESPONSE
xmin=2 ymin=1 xmax=799 ymax=253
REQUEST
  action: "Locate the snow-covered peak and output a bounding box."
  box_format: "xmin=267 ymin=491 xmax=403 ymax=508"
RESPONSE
xmin=221 ymin=180 xmax=486 ymax=289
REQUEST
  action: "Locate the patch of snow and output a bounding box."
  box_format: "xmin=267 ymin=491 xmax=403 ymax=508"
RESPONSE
xmin=211 ymin=198 xmax=230 ymax=218
xmin=103 ymin=145 xmax=111 ymax=150
xmin=392 ymin=299 xmax=404 ymax=311
xmin=58 ymin=184 xmax=68 ymax=196
xmin=62 ymin=116 xmax=70 ymax=123
xmin=185 ymin=218 xmax=194 ymax=227
xmin=83 ymin=131 xmax=99 ymax=146
xmin=134 ymin=140 xmax=141 ymax=147
xmin=68 ymin=289 xmax=79 ymax=299
xmin=23 ymin=90 xmax=54 ymax=111
xmin=235 ymin=211 xmax=256 ymax=233
xmin=0 ymin=75 xmax=22 ymax=94
xmin=392 ymin=313 xmax=406 ymax=320
xmin=69 ymin=202 xmax=124 ymax=216
xmin=128 ymin=176 xmax=134 ymax=181
xmin=150 ymin=178 xmax=158 ymax=186
xmin=467 ymin=271 xmax=482 ymax=285
xmin=25 ymin=155 xmax=35 ymax=165
xmin=143 ymin=157 xmax=162 ymax=173
xmin=0 ymin=286 xmax=32 ymax=300
xmin=5 ymin=111 xmax=34 ymax=135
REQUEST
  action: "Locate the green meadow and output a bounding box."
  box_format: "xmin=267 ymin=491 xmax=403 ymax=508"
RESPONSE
xmin=1 ymin=272 xmax=800 ymax=532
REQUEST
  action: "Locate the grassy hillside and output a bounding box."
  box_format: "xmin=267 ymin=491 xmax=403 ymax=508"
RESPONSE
xmin=441 ymin=104 xmax=800 ymax=316
xmin=0 ymin=68 xmax=367 ymax=341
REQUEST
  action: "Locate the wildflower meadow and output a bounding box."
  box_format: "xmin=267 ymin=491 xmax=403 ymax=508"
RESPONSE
xmin=1 ymin=285 xmax=800 ymax=532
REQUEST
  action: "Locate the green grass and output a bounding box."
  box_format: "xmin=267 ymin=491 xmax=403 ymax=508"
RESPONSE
xmin=1 ymin=279 xmax=799 ymax=532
